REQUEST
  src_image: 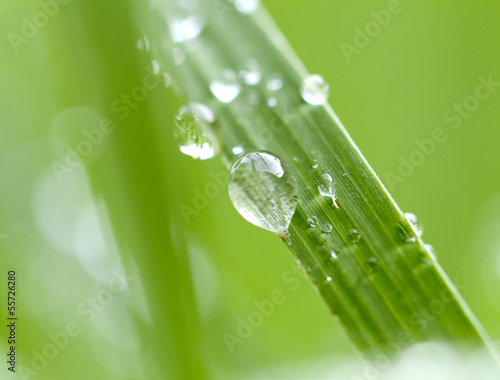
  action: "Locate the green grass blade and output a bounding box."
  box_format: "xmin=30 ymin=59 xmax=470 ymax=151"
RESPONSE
xmin=141 ymin=0 xmax=498 ymax=365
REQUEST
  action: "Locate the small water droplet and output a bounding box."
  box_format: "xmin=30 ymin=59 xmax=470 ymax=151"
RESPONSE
xmin=151 ymin=60 xmax=160 ymax=75
xmin=266 ymin=73 xmax=283 ymax=91
xmin=326 ymin=276 xmax=332 ymax=282
xmin=405 ymin=213 xmax=423 ymax=238
xmin=347 ymin=229 xmax=361 ymax=243
xmin=172 ymin=48 xmax=185 ymax=65
xmin=318 ymin=173 xmax=338 ymax=208
xmin=228 ymin=152 xmax=298 ymax=235
xmin=136 ymin=36 xmax=150 ymax=51
xmin=174 ymin=103 xmax=217 ymax=160
xmin=232 ymin=146 xmax=244 ymax=155
xmin=365 ymin=257 xmax=378 ymax=271
xmin=322 ymin=223 xmax=333 ymax=233
xmin=210 ymin=69 xmax=241 ymax=103
xmin=300 ymin=74 xmax=329 ymax=105
xmin=234 ymin=0 xmax=259 ymax=14
xmin=307 ymin=216 xmax=318 ymax=228
xmin=312 ymin=159 xmax=319 ymax=169
xmin=247 ymin=90 xmax=260 ymax=105
xmin=331 ymin=250 xmax=338 ymax=259
xmin=239 ymin=59 xmax=261 ymax=85
xmin=267 ymin=97 xmax=277 ymax=108
xmin=425 ymin=244 xmax=437 ymax=260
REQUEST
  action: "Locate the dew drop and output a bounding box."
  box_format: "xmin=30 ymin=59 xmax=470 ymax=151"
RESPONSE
xmin=232 ymin=146 xmax=244 ymax=155
xmin=267 ymin=97 xmax=277 ymax=108
xmin=347 ymin=229 xmax=361 ymax=243
xmin=312 ymin=159 xmax=319 ymax=169
xmin=239 ymin=59 xmax=261 ymax=85
xmin=136 ymin=36 xmax=150 ymax=51
xmin=322 ymin=223 xmax=333 ymax=233
xmin=365 ymin=257 xmax=378 ymax=272
xmin=210 ymin=69 xmax=241 ymax=103
xmin=151 ymin=60 xmax=160 ymax=75
xmin=228 ymin=152 xmax=298 ymax=235
xmin=174 ymin=103 xmax=217 ymax=160
xmin=266 ymin=74 xmax=283 ymax=92
xmin=331 ymin=249 xmax=339 ymax=259
xmin=326 ymin=276 xmax=332 ymax=282
xmin=307 ymin=216 xmax=318 ymax=228
xmin=405 ymin=212 xmax=423 ymax=238
xmin=168 ymin=15 xmax=204 ymax=42
xmin=234 ymin=0 xmax=259 ymax=14
xmin=318 ymin=173 xmax=338 ymax=208
xmin=300 ymin=74 xmax=329 ymax=105
xmin=172 ymin=48 xmax=185 ymax=65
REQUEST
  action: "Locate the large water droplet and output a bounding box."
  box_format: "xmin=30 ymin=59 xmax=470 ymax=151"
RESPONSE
xmin=234 ymin=0 xmax=259 ymax=14
xmin=300 ymin=74 xmax=329 ymax=105
xmin=405 ymin=212 xmax=423 ymax=238
xmin=266 ymin=73 xmax=283 ymax=92
xmin=210 ymin=69 xmax=241 ymax=103
xmin=239 ymin=59 xmax=261 ymax=86
xmin=318 ymin=173 xmax=338 ymax=208
xmin=228 ymin=152 xmax=298 ymax=235
xmin=174 ymin=103 xmax=217 ymax=160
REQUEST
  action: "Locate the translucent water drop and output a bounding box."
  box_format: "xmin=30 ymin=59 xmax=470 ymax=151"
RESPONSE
xmin=405 ymin=212 xmax=423 ymax=238
xmin=234 ymin=0 xmax=259 ymax=14
xmin=266 ymin=73 xmax=283 ymax=92
xmin=210 ymin=69 xmax=241 ymax=103
xmin=151 ymin=60 xmax=160 ymax=75
xmin=307 ymin=216 xmax=318 ymax=228
xmin=312 ymin=159 xmax=319 ymax=169
xmin=136 ymin=36 xmax=150 ymax=51
xmin=267 ymin=97 xmax=277 ymax=108
xmin=167 ymin=2 xmax=204 ymax=43
xmin=365 ymin=257 xmax=378 ymax=271
xmin=300 ymin=74 xmax=329 ymax=105
xmin=318 ymin=173 xmax=338 ymax=208
xmin=239 ymin=59 xmax=261 ymax=85
xmin=232 ymin=146 xmax=244 ymax=155
xmin=326 ymin=276 xmax=332 ymax=282
xmin=228 ymin=152 xmax=298 ymax=235
xmin=322 ymin=224 xmax=333 ymax=233
xmin=172 ymin=48 xmax=185 ymax=65
xmin=174 ymin=103 xmax=217 ymax=160
xmin=331 ymin=250 xmax=338 ymax=259
xmin=347 ymin=229 xmax=361 ymax=243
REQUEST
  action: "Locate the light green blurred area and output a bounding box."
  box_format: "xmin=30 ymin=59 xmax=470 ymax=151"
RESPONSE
xmin=0 ymin=0 xmax=499 ymax=379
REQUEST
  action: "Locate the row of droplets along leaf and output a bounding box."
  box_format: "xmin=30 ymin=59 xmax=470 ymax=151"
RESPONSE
xmin=174 ymin=72 xmax=328 ymax=160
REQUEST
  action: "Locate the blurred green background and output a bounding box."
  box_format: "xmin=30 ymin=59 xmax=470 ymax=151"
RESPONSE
xmin=1 ymin=0 xmax=499 ymax=378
